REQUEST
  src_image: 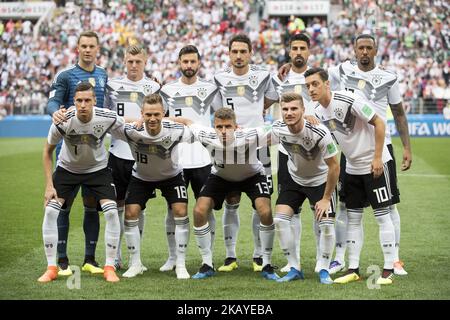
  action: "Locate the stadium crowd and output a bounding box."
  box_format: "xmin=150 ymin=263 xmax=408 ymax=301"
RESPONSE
xmin=0 ymin=0 xmax=448 ymax=116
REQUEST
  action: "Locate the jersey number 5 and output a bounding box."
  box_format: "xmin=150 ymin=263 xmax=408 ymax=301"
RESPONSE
xmin=226 ymin=98 xmax=234 ymax=110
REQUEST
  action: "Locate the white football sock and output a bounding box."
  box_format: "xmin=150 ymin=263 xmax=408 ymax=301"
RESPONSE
xmin=252 ymin=209 xmax=262 ymax=258
xmin=312 ymin=212 xmax=320 ymax=261
xmin=124 ymin=219 xmax=141 ymax=266
xmin=43 ymin=200 xmax=61 ymax=266
xmin=334 ymin=201 xmax=347 ymax=263
xmin=194 ymin=222 xmax=213 ymax=268
xmin=222 ymin=202 xmax=239 ymax=258
xmin=174 ymin=216 xmax=190 ymax=267
xmin=259 ymin=223 xmax=275 ymax=267
xmin=208 ymin=211 xmax=216 ymax=252
xmin=138 ymin=209 xmax=146 ymax=239
xmin=374 ymin=207 xmax=396 ymax=270
xmin=116 ymin=206 xmax=125 ymax=262
xmin=274 ymin=213 xmax=299 ymax=270
xmin=318 ymin=219 xmax=336 ymax=271
xmin=102 ymin=201 xmax=120 ymax=267
xmin=164 ymin=208 xmax=177 ymax=262
xmin=291 ymin=211 xmax=301 ymax=264
xmin=346 ymin=208 xmax=364 ymax=270
xmin=389 ymin=204 xmax=401 ymax=261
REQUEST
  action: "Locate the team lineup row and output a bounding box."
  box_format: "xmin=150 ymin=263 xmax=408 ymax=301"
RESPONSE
xmin=38 ymin=31 xmax=412 ymax=285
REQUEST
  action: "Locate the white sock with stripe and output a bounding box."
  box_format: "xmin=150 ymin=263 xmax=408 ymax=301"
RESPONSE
xmin=174 ymin=216 xmax=190 ymax=267
xmin=291 ymin=211 xmax=301 ymax=265
xmin=259 ymin=223 xmax=275 ymax=268
xmin=164 ymin=208 xmax=177 ymax=262
xmin=374 ymin=207 xmax=396 ymax=270
xmin=102 ymin=201 xmax=120 ymax=267
xmin=194 ymin=222 xmax=213 ymax=268
xmin=318 ymin=219 xmax=336 ymax=271
xmin=43 ymin=200 xmax=61 ymax=266
xmin=222 ymin=202 xmax=239 ymax=258
xmin=334 ymin=201 xmax=347 ymax=263
xmin=389 ymin=205 xmax=401 ymax=261
xmin=252 ymin=209 xmax=262 ymax=259
xmin=274 ymin=213 xmax=299 ymax=270
xmin=124 ymin=219 xmax=141 ymax=266
xmin=346 ymin=208 xmax=364 ymax=270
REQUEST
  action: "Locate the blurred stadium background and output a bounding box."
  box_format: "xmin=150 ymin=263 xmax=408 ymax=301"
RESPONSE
xmin=0 ymin=0 xmax=448 ymax=120
xmin=0 ymin=0 xmax=449 ymax=300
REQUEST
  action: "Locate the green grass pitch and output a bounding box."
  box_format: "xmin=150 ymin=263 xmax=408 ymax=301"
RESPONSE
xmin=0 ymin=137 xmax=449 ymax=300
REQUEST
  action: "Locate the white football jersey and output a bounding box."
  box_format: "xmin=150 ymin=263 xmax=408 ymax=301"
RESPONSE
xmin=314 ymin=91 xmax=391 ymax=175
xmin=214 ymin=64 xmax=278 ymax=128
xmin=114 ymin=120 xmax=193 ymax=182
xmin=104 ymin=76 xmax=160 ymax=160
xmin=189 ymin=124 xmax=268 ymax=182
xmin=271 ymin=119 xmax=338 ymax=187
xmin=160 ymin=78 xmax=219 ymax=169
xmin=328 ymin=61 xmax=402 ymax=144
xmin=272 ymin=68 xmax=316 ymax=154
xmin=48 ymin=107 xmax=125 ymax=174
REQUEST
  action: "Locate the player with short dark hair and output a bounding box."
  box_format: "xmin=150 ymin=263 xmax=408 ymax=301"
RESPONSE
xmin=327 ymin=34 xmax=411 ymax=276
xmin=39 ymin=82 xmax=123 ymax=283
xmin=159 ymin=45 xmax=219 ymax=273
xmin=305 ymin=68 xmax=397 ymax=285
xmin=214 ymin=34 xmax=278 ymax=272
xmin=48 ymin=30 xmax=108 ymax=276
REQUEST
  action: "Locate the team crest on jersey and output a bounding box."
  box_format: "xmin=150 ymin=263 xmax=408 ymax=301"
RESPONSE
xmin=99 ymin=77 xmax=105 ymax=88
xmin=334 ymin=108 xmax=344 ymax=120
xmin=357 ymin=80 xmax=366 ymax=89
xmin=249 ymin=75 xmax=259 ymax=87
xmin=93 ymin=124 xmax=104 ymax=136
xmin=328 ymin=119 xmax=337 ymax=131
xmin=197 ymin=88 xmax=207 ymax=99
xmin=81 ymin=134 xmax=90 ymax=144
xmin=161 ymin=136 xmax=172 ymax=148
xmin=237 ymin=86 xmax=246 ymax=96
xmin=130 ymin=92 xmax=138 ymax=102
xmin=143 ymin=85 xmax=153 ymax=95
xmin=302 ymin=137 xmax=313 ymax=149
xmin=291 ymin=144 xmax=301 ymax=153
xmin=294 ymin=85 xmax=302 ymax=94
xmin=185 ymin=96 xmax=193 ymax=106
xmin=372 ymin=75 xmax=382 ymax=86
xmin=88 ymin=78 xmax=96 ymax=87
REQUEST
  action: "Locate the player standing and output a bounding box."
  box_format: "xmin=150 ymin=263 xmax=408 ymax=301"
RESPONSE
xmin=104 ymin=44 xmax=160 ymax=270
xmin=159 ymin=45 xmax=219 ymax=272
xmin=39 ymin=82 xmax=122 ymax=283
xmin=327 ymin=34 xmax=411 ymax=275
xmin=214 ymin=34 xmax=278 ymax=272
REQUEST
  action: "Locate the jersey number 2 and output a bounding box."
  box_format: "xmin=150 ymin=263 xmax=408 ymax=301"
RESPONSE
xmin=117 ymin=103 xmax=125 ymax=116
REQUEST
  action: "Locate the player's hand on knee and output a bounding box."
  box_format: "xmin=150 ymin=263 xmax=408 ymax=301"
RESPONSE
xmin=315 ymin=199 xmax=330 ymax=221
xmin=44 ymin=187 xmax=58 ymax=206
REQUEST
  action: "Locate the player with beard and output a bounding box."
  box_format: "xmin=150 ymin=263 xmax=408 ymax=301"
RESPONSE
xmin=327 ymin=34 xmax=411 ymax=276
xmin=159 ymin=46 xmax=219 ymax=272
